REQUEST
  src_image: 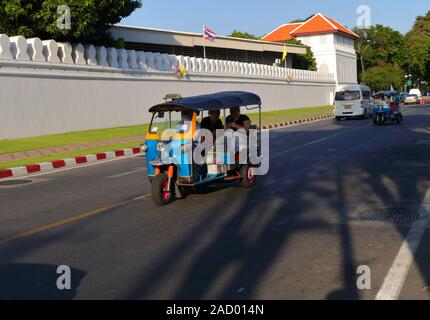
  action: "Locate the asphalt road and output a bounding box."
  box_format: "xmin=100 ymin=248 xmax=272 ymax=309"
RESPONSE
xmin=1 ymin=105 xmax=430 ymax=300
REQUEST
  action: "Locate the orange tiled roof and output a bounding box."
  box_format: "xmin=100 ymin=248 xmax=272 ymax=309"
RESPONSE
xmin=261 ymin=23 xmax=303 ymax=42
xmin=262 ymin=13 xmax=359 ymax=42
xmin=324 ymin=16 xmax=359 ymax=39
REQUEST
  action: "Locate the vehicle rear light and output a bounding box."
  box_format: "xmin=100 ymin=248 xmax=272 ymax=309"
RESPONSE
xmin=360 ymin=100 xmax=364 ymax=108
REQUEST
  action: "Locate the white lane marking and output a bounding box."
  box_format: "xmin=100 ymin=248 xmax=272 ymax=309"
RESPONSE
xmin=0 ymin=154 xmax=143 ymax=182
xmin=107 ymin=167 xmax=146 ymax=179
xmin=375 ymin=188 xmax=430 ymax=300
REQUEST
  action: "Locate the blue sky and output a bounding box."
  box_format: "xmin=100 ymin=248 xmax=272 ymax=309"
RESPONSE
xmin=121 ymin=0 xmax=429 ymax=36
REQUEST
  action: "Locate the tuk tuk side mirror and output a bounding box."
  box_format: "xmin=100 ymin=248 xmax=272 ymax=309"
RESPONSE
xmin=150 ymin=127 xmax=159 ymax=134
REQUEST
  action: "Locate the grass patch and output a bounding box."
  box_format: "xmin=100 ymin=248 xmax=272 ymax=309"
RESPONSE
xmin=0 ymin=124 xmax=150 ymax=155
xmin=247 ymin=105 xmax=332 ymax=125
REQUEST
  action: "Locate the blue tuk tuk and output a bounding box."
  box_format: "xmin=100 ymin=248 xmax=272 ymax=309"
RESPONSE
xmin=140 ymin=91 xmax=262 ymax=206
xmin=372 ymin=90 xmax=403 ymax=125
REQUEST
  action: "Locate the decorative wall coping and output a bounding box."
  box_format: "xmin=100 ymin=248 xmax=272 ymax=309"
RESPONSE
xmin=0 ymin=33 xmax=336 ymax=84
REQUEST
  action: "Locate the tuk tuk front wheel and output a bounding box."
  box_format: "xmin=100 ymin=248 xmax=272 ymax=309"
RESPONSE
xmin=240 ymin=164 xmax=256 ymax=188
xmin=396 ymin=116 xmax=401 ymax=124
xmin=151 ymin=173 xmax=175 ymax=206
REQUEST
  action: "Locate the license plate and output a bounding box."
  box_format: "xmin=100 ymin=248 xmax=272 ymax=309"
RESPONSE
xmin=344 ymin=105 xmax=352 ymax=110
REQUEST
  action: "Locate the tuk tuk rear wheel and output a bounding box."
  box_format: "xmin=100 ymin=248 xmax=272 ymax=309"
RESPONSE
xmin=240 ymin=164 xmax=256 ymax=188
xmin=151 ymin=173 xmax=175 ymax=206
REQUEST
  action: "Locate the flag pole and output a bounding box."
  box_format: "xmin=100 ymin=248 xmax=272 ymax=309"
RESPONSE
xmin=202 ymin=25 xmax=206 ymax=60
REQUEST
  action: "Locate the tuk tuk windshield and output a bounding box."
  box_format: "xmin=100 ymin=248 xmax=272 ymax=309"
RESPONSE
xmin=149 ymin=110 xmax=193 ymax=134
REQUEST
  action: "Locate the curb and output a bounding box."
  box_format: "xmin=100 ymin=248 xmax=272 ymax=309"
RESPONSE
xmin=262 ymin=114 xmax=334 ymax=130
xmin=0 ymin=147 xmax=142 ymax=180
xmin=0 ymin=114 xmax=334 ymax=180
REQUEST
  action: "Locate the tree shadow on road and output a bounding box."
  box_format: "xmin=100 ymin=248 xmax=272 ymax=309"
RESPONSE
xmin=2 ymin=108 xmax=430 ymax=300
xmin=123 ymin=109 xmax=430 ymax=300
xmin=0 ymin=263 xmax=86 ymax=300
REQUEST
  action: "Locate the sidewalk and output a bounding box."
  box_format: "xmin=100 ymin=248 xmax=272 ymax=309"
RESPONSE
xmin=0 ymin=135 xmax=145 ymax=163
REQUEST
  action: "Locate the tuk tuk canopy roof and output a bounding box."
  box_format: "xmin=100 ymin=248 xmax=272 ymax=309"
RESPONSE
xmin=374 ymin=90 xmax=399 ymax=97
xmin=149 ymin=91 xmax=262 ymax=113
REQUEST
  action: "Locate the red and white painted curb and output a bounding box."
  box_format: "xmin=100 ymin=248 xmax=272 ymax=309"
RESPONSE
xmin=262 ymin=114 xmax=334 ymax=130
xmin=0 ymin=114 xmax=335 ymax=180
xmin=0 ymin=147 xmax=142 ymax=180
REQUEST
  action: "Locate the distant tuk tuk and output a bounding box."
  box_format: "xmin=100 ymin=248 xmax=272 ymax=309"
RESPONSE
xmin=372 ymin=90 xmax=403 ymax=125
xmin=140 ymin=91 xmax=262 ymax=206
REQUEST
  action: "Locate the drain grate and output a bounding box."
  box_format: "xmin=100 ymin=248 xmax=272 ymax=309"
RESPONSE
xmin=362 ymin=207 xmax=429 ymax=223
xmin=0 ymin=179 xmax=33 ymax=186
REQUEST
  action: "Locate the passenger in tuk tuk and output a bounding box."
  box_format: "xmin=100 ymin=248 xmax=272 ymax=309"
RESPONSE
xmin=201 ymin=110 xmax=224 ymax=133
xmin=226 ymin=107 xmax=251 ymax=132
xmin=199 ymin=110 xmax=223 ymax=153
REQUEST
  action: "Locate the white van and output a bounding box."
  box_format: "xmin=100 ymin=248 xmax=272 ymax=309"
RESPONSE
xmin=409 ymin=88 xmax=422 ymax=98
xmin=334 ymin=85 xmax=372 ymax=121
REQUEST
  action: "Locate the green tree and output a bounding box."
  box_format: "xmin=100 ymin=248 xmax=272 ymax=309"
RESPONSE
xmin=286 ymin=39 xmax=317 ymax=71
xmin=405 ymin=10 xmax=430 ymax=83
xmin=0 ymin=0 xmax=142 ymax=45
xmin=353 ymin=25 xmax=408 ymax=84
xmin=364 ymin=64 xmax=405 ymax=91
xmin=228 ymin=30 xmax=260 ymax=40
xmin=290 ymin=14 xmax=315 ymax=23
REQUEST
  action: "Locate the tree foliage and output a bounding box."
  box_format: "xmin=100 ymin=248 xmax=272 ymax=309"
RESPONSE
xmin=290 ymin=15 xmax=315 ymax=23
xmin=364 ymin=64 xmax=405 ymax=92
xmin=405 ymin=11 xmax=430 ymax=83
xmin=0 ymin=0 xmax=142 ymax=45
xmin=353 ymin=25 xmax=408 ymax=70
xmin=228 ymin=30 xmax=260 ymax=40
xmin=286 ymin=38 xmax=317 ymax=71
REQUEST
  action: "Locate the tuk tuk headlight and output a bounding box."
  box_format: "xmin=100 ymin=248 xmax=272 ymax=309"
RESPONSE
xmin=140 ymin=143 xmax=148 ymax=153
xmin=156 ymin=142 xmax=167 ymax=152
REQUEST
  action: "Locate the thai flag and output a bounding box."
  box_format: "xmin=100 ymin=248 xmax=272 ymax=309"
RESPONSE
xmin=203 ymin=26 xmax=216 ymax=43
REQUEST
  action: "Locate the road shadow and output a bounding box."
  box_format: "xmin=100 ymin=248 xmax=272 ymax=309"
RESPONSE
xmin=123 ymin=107 xmax=430 ymax=300
xmin=0 ymin=263 xmax=86 ymax=300
xmin=2 ymin=107 xmax=429 ymax=300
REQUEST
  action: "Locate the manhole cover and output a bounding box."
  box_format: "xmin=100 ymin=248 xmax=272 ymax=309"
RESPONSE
xmin=0 ymin=179 xmax=32 ymax=186
xmin=362 ymin=208 xmax=429 ymax=223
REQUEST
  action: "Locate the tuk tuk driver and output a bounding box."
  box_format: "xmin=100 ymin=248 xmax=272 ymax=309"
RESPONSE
xmin=176 ymin=109 xmax=200 ymax=132
xmin=226 ymin=107 xmax=251 ymax=132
